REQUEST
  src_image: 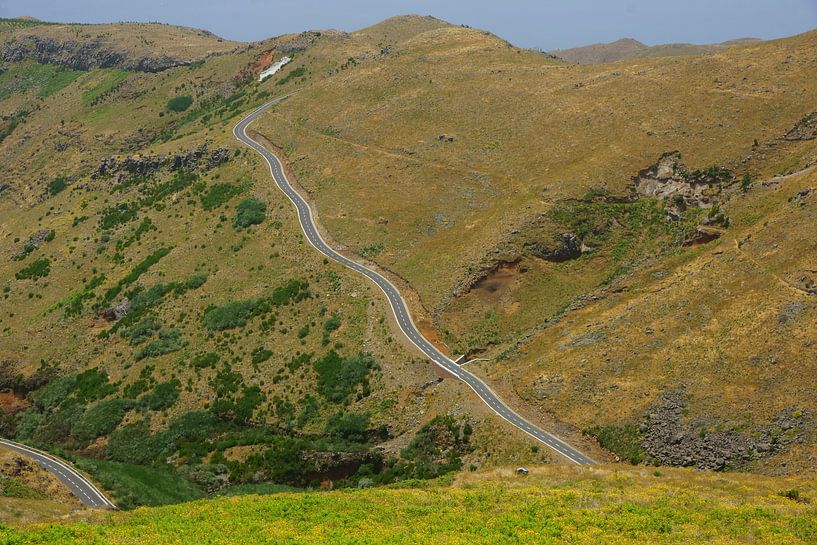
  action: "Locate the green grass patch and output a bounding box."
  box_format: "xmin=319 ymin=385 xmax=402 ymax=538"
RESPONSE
xmin=74 ymin=458 xmax=204 ymax=510
xmin=167 ymin=95 xmax=193 ymax=112
xmin=82 ymin=69 xmax=128 ymax=106
xmin=234 ymin=198 xmax=266 ymax=228
xmin=585 ymin=423 xmax=645 ymax=464
xmin=15 ymin=258 xmax=50 ymax=280
xmin=200 ymin=182 xmax=245 ymax=210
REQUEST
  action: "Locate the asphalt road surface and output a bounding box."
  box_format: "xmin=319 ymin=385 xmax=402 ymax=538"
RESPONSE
xmin=0 ymin=438 xmax=116 ymax=508
xmin=234 ymin=98 xmax=595 ymax=465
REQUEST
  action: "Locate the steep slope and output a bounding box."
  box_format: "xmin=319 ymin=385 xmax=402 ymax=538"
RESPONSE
xmin=250 ymin=21 xmax=817 ymax=474
xmin=2 ymin=465 xmax=816 ymax=544
xmin=0 ymin=20 xmax=238 ymax=71
xmin=552 ymin=36 xmax=761 ymax=64
xmin=0 ymin=20 xmax=556 ymax=512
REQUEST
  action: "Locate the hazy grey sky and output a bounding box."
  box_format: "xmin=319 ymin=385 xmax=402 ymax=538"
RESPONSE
xmin=1 ymin=0 xmax=816 ymax=50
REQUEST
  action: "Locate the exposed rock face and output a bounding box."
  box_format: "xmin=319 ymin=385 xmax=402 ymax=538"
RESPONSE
xmin=525 ymin=232 xmax=582 ymax=262
xmin=642 ymin=389 xmax=808 ymax=470
xmin=784 ymin=112 xmax=817 ymax=141
xmin=99 ymin=298 xmax=130 ymax=322
xmin=634 ymin=151 xmax=731 ymax=208
xmin=93 ymin=144 xmax=230 ymax=181
xmin=1 ymin=34 xmax=188 ymax=72
xmin=276 ymin=31 xmax=325 ymax=54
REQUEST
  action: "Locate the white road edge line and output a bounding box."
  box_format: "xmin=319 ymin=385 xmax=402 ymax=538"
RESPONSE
xmin=234 ymin=98 xmax=595 ymax=466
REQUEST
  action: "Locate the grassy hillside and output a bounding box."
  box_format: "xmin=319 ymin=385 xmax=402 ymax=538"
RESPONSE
xmin=1 ymin=465 xmax=816 ymax=544
xmin=249 ymin=20 xmax=817 ymax=474
xmin=552 ymin=37 xmax=761 ymax=64
xmin=0 ymin=19 xmax=556 ymax=511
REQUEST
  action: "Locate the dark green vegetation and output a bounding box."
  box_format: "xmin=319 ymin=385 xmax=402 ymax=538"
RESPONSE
xmin=0 ymin=476 xmax=45 ymax=500
xmin=15 ymin=258 xmax=50 ymax=280
xmin=585 ymin=424 xmax=645 ymax=465
xmin=74 ymin=459 xmax=204 ymax=510
xmin=166 ymin=95 xmax=193 ymax=112
xmin=276 ymin=65 xmax=306 ymax=86
xmin=234 ymin=197 xmax=267 ymax=228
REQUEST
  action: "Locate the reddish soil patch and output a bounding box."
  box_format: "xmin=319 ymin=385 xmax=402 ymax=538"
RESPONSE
xmin=0 ymin=391 xmax=28 ymax=415
xmin=473 ymin=260 xmax=521 ymax=300
xmin=418 ymin=320 xmax=449 ymax=355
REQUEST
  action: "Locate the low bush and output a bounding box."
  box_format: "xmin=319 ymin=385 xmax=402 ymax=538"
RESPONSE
xmin=15 ymin=258 xmax=50 ymax=280
xmin=135 ymin=329 xmax=185 ymax=360
xmin=313 ymin=351 xmax=376 ymax=403
xmin=47 ymin=176 xmax=68 ymax=195
xmin=71 ymin=398 xmax=135 ymax=444
xmin=585 ymin=423 xmax=645 ymax=464
xmin=201 ymin=183 xmax=243 ymax=210
xmin=167 ymin=95 xmax=193 ymax=112
xmin=234 ymin=198 xmax=266 ymax=228
xmin=202 ymin=299 xmax=270 ymax=330
xmin=142 ymin=379 xmax=180 ymax=411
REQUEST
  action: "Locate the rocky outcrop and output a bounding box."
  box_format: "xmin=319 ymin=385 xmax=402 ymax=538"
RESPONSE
xmin=634 ymin=151 xmax=732 ymax=208
xmin=525 ymin=232 xmax=582 ymax=262
xmin=783 ymin=112 xmax=817 ymax=141
xmin=12 ymin=229 xmax=54 ymax=260
xmin=277 ymin=31 xmax=325 ymax=54
xmin=99 ymin=298 xmax=130 ymax=322
xmin=93 ymin=143 xmax=229 ymax=182
xmin=641 ymin=389 xmax=808 ymax=470
xmin=1 ymin=34 xmax=188 ymax=72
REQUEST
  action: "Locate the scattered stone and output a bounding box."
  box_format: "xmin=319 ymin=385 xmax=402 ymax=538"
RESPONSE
xmin=778 ymin=301 xmax=807 ymax=326
xmin=789 ymin=188 xmax=814 ymax=207
xmin=783 ymin=112 xmax=817 ymax=141
xmin=0 ymin=182 xmax=9 ymax=193
xmin=641 ymin=389 xmax=809 ymax=470
xmin=99 ymin=298 xmax=130 ymax=322
xmin=796 ymin=275 xmax=817 ymax=295
xmin=525 ymin=232 xmax=581 ymax=262
xmin=1 ymin=34 xmax=192 ymax=72
xmin=93 ymin=143 xmax=230 ymax=182
xmin=438 ymin=134 xmax=455 ymax=142
xmin=633 ymin=151 xmax=731 ymax=208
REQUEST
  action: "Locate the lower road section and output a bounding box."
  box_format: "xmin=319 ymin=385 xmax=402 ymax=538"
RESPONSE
xmin=0 ymin=438 xmax=116 ymax=508
xmin=234 ymin=99 xmax=595 ymax=465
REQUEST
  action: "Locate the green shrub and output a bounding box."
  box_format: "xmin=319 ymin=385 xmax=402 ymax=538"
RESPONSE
xmin=135 ymin=329 xmax=184 ymax=360
xmin=585 ymin=424 xmax=645 ymax=464
xmin=271 ymin=279 xmax=310 ymax=306
xmin=72 ymin=398 xmax=135 ymax=443
xmin=74 ymin=458 xmax=203 ymax=510
xmin=313 ymin=351 xmax=376 ymax=403
xmin=126 ymin=315 xmax=161 ymax=345
xmin=361 ymin=243 xmax=384 ymax=258
xmin=201 ymin=183 xmax=243 ymax=210
xmin=47 ymin=176 xmax=68 ymax=195
xmin=325 ymin=412 xmax=370 ymax=444
xmin=15 ymin=258 xmax=50 ymax=280
xmin=106 ymin=421 xmax=166 ymax=465
xmin=167 ymin=95 xmax=193 ymax=112
xmin=251 ymin=347 xmax=273 ymax=364
xmin=276 ymin=65 xmax=306 ymax=86
xmin=192 ymin=352 xmax=219 ymax=368
xmin=234 ymin=198 xmax=266 ymax=228
xmin=142 ymin=379 xmax=180 ymax=411
xmin=186 ymin=274 xmax=208 ymax=290
xmin=0 ymin=475 xmax=45 ymax=499
xmin=73 ymin=368 xmax=117 ymax=402
xmin=202 ymin=299 xmax=270 ymax=330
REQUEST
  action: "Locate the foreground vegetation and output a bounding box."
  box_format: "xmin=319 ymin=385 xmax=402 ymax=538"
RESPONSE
xmin=1 ymin=466 xmax=815 ymax=544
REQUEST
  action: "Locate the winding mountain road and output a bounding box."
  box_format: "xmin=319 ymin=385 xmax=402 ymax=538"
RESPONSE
xmin=0 ymin=438 xmax=116 ymax=509
xmin=234 ymin=98 xmax=595 ymax=465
